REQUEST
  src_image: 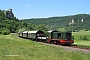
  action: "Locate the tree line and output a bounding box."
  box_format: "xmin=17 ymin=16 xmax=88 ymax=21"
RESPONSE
xmin=23 ymin=14 xmax=90 ymax=32
xmin=0 ymin=9 xmax=47 ymax=35
xmin=1 ymin=9 xmax=90 ymax=35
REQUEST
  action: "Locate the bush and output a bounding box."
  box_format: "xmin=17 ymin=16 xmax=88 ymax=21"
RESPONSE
xmin=0 ymin=31 xmax=1 ymax=34
xmin=80 ymin=36 xmax=82 ymax=40
xmin=84 ymin=29 xmax=88 ymax=31
xmin=80 ymin=36 xmax=89 ymax=41
xmin=83 ymin=36 xmax=89 ymax=41
xmin=1 ymin=29 xmax=10 ymax=35
xmin=2 ymin=31 xmax=9 ymax=35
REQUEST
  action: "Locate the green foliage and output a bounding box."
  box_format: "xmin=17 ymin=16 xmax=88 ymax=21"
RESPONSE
xmin=0 ymin=31 xmax=1 ymax=34
xmin=83 ymin=36 xmax=88 ymax=40
xmin=0 ymin=9 xmax=20 ymax=34
xmin=0 ymin=9 xmax=37 ymax=33
xmin=80 ymin=36 xmax=89 ymax=41
xmin=2 ymin=30 xmax=10 ymax=35
xmin=18 ymin=28 xmax=27 ymax=33
xmin=43 ymin=30 xmax=48 ymax=36
xmin=73 ymin=31 xmax=90 ymax=48
xmin=1 ymin=8 xmax=90 ymax=35
xmin=0 ymin=28 xmax=10 ymax=35
xmin=58 ymin=28 xmax=66 ymax=32
xmin=73 ymin=31 xmax=90 ymax=40
xmin=36 ymin=24 xmax=48 ymax=31
xmin=23 ymin=14 xmax=90 ymax=31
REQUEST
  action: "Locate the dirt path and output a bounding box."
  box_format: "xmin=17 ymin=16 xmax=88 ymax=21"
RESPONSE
xmin=38 ymin=42 xmax=90 ymax=54
xmin=58 ymin=45 xmax=90 ymax=54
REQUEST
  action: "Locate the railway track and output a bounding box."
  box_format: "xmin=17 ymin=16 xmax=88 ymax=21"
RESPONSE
xmin=38 ymin=42 xmax=90 ymax=54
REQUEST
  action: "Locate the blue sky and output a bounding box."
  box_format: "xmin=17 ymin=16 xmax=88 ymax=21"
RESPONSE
xmin=0 ymin=0 xmax=90 ymax=19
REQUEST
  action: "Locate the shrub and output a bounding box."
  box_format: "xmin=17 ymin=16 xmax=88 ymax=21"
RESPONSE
xmin=84 ymin=29 xmax=88 ymax=31
xmin=80 ymin=36 xmax=82 ymax=40
xmin=1 ymin=29 xmax=10 ymax=35
xmin=80 ymin=36 xmax=89 ymax=41
xmin=0 ymin=31 xmax=1 ymax=34
xmin=83 ymin=36 xmax=89 ymax=41
xmin=2 ymin=31 xmax=9 ymax=35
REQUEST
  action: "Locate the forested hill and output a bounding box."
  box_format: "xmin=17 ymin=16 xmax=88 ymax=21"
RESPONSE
xmin=0 ymin=9 xmax=48 ymax=35
xmin=1 ymin=8 xmax=90 ymax=35
xmin=23 ymin=14 xmax=90 ymax=31
xmin=0 ymin=9 xmax=22 ymax=34
xmin=0 ymin=9 xmax=30 ymax=34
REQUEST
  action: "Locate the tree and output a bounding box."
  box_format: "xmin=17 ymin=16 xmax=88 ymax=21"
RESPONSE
xmin=18 ymin=28 xmax=27 ymax=33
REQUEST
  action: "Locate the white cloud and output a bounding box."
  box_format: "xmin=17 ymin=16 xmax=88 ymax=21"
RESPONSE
xmin=24 ymin=4 xmax=29 ymax=7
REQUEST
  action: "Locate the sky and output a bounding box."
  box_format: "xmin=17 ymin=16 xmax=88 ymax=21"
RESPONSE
xmin=0 ymin=0 xmax=90 ymax=19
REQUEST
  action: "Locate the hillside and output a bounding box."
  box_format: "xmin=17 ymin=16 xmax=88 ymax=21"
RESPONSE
xmin=0 ymin=9 xmax=48 ymax=34
xmin=0 ymin=9 xmax=30 ymax=34
xmin=23 ymin=14 xmax=90 ymax=31
xmin=1 ymin=9 xmax=90 ymax=34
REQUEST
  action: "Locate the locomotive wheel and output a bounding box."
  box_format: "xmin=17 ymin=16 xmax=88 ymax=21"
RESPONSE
xmin=49 ymin=41 xmax=53 ymax=44
xmin=56 ymin=41 xmax=60 ymax=45
xmin=68 ymin=43 xmax=71 ymax=46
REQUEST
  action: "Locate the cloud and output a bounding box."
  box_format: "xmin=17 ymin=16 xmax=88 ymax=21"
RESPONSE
xmin=24 ymin=4 xmax=29 ymax=7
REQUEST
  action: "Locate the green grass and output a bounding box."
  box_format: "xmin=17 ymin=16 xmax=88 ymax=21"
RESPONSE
xmin=0 ymin=34 xmax=90 ymax=60
xmin=72 ymin=31 xmax=90 ymax=48
xmin=73 ymin=31 xmax=90 ymax=35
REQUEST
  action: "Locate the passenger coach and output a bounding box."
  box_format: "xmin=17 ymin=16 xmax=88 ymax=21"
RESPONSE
xmin=28 ymin=30 xmax=44 ymax=40
xmin=22 ymin=31 xmax=28 ymax=38
xmin=18 ymin=30 xmax=46 ymax=41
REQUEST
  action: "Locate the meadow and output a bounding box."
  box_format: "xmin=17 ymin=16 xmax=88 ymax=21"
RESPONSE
xmin=0 ymin=33 xmax=90 ymax=60
xmin=72 ymin=31 xmax=90 ymax=48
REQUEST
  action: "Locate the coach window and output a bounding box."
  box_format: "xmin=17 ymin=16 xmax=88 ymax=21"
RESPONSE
xmin=58 ymin=33 xmax=61 ymax=38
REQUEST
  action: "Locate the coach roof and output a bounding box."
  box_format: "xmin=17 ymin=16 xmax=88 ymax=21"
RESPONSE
xmin=28 ymin=30 xmax=43 ymax=33
xmin=23 ymin=31 xmax=28 ymax=33
xmin=28 ymin=31 xmax=38 ymax=33
xmin=48 ymin=30 xmax=58 ymax=33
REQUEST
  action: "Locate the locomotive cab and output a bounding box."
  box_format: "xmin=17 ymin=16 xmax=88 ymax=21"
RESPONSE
xmin=48 ymin=30 xmax=74 ymax=45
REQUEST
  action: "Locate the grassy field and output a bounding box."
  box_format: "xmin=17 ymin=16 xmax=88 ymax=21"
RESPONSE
xmin=72 ymin=31 xmax=90 ymax=48
xmin=0 ymin=34 xmax=90 ymax=60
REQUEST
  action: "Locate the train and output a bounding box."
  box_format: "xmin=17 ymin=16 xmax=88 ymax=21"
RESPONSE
xmin=18 ymin=30 xmax=74 ymax=45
